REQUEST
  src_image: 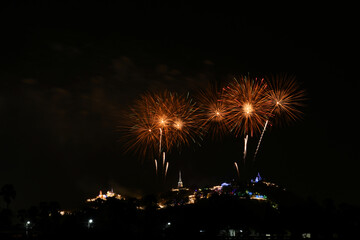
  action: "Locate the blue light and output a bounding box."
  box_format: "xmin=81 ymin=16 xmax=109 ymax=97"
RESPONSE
xmin=221 ymin=182 xmax=230 ymax=187
xmin=251 ymin=172 xmax=262 ymax=183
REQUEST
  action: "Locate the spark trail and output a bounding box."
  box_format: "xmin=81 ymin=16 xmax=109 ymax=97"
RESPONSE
xmin=164 ymin=162 xmax=169 ymax=181
xmin=162 ymin=152 xmax=166 ymax=169
xmin=253 ymin=120 xmax=269 ymax=162
xmin=243 ymin=134 xmax=248 ymax=164
xmin=159 ymin=128 xmax=162 ymax=156
xmin=154 ymin=159 xmax=158 ymax=175
xmin=234 ymin=162 xmax=240 ymax=178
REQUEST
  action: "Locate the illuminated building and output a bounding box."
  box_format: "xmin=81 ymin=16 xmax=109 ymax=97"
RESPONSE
xmin=178 ymin=171 xmax=183 ymax=188
xmin=251 ymin=172 xmax=262 ymax=183
xmin=171 ymin=171 xmax=189 ymax=192
xmin=210 ymin=185 xmax=222 ymax=192
xmin=158 ymin=171 xmax=193 ymax=207
xmin=250 ymin=172 xmax=283 ymax=190
xmin=86 ymin=189 xmax=123 ymax=202
xmin=158 ymin=172 xmax=283 ymax=209
xmin=58 ymin=210 xmax=73 ymax=216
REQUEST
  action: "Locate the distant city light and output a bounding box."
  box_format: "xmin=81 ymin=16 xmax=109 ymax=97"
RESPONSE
xmin=88 ymin=219 xmax=94 ymax=229
xmin=302 ymin=233 xmax=311 ymax=238
xmin=85 ymin=175 xmax=281 ymax=214
xmin=86 ymin=189 xmax=123 ymax=202
xmin=25 ymin=220 xmax=31 ymax=236
xmin=251 ymin=172 xmax=262 ymax=183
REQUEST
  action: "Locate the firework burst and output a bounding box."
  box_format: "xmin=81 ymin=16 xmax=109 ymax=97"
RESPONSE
xmin=196 ymin=83 xmax=228 ymax=140
xmin=119 ymin=73 xmax=307 ymax=182
xmin=223 ymin=76 xmax=272 ymax=137
xmin=265 ymin=74 xmax=306 ymax=126
xmin=158 ymin=91 xmax=200 ymax=152
xmin=253 ymin=74 xmax=306 ymax=162
xmin=120 ymin=92 xmax=160 ymax=160
xmin=121 ymin=90 xmax=199 ymax=159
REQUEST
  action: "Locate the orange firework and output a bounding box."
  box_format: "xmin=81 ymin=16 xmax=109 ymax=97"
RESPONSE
xmin=162 ymin=91 xmax=200 ymax=150
xmin=120 ymin=92 xmax=160 ymax=159
xmin=196 ymin=83 xmax=229 ymax=139
xmin=223 ymin=76 xmax=272 ymax=137
xmin=121 ymin=90 xmax=199 ymax=160
xmin=265 ymin=74 xmax=306 ymax=126
xmin=253 ymin=74 xmax=306 ymax=162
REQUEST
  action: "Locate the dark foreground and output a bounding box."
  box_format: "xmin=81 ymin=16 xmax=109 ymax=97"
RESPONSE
xmin=1 ymin=193 xmax=359 ymax=240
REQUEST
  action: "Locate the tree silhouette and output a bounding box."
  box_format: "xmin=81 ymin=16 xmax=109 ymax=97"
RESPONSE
xmin=0 ymin=184 xmax=16 ymax=209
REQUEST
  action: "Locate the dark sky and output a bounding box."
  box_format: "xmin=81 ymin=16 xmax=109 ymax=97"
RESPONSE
xmin=0 ymin=1 xmax=357 ymax=211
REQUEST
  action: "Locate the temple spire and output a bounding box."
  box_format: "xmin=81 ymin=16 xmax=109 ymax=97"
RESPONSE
xmin=177 ymin=171 xmax=183 ymax=188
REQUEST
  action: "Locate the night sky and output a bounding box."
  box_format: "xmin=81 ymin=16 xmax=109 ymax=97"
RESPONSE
xmin=0 ymin=2 xmax=357 ymax=211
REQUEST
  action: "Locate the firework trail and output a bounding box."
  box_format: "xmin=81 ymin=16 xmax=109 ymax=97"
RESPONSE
xmin=253 ymin=120 xmax=268 ymax=161
xmin=159 ymin=128 xmax=163 ymax=156
xmin=164 ymin=162 xmax=169 ymax=181
xmin=243 ymin=134 xmax=248 ymax=164
xmin=222 ymin=76 xmax=272 ymax=173
xmin=154 ymin=159 xmax=158 ymax=175
xmin=234 ymin=162 xmax=240 ymax=178
xmin=162 ymin=152 xmax=166 ymax=169
xmin=252 ymin=74 xmax=306 ymax=162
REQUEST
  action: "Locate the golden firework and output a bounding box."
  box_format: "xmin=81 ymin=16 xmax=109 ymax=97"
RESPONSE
xmin=223 ymin=76 xmax=272 ymax=137
xmin=196 ymin=83 xmax=229 ymax=140
xmin=121 ymin=90 xmax=199 ymax=159
xmin=265 ymin=74 xmax=306 ymax=126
